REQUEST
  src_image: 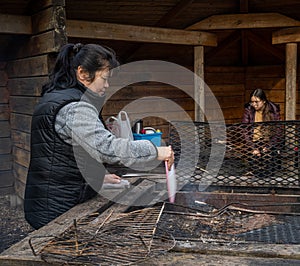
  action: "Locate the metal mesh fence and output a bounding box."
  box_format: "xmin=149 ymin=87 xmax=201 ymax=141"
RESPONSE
xmin=169 ymin=120 xmax=300 ymax=188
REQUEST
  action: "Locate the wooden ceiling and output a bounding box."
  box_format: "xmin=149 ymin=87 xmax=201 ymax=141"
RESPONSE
xmin=1 ymin=0 xmax=300 ymax=65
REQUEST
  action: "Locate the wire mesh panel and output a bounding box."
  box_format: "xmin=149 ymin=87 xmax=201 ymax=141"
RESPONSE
xmin=169 ymin=120 xmax=300 ymax=188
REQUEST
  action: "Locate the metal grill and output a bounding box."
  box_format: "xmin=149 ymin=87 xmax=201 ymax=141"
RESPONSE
xmin=158 ymin=202 xmax=300 ymax=245
xmin=30 ymin=204 xmax=175 ymax=265
xmin=169 ymin=120 xmax=300 ymax=188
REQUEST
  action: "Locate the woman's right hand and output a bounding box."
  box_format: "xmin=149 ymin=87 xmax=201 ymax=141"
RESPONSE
xmin=157 ymin=145 xmax=174 ymax=169
xmin=253 ymin=149 xmax=261 ymax=157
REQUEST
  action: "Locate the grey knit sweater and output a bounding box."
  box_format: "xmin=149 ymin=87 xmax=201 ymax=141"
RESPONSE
xmin=55 ymin=100 xmax=158 ymax=168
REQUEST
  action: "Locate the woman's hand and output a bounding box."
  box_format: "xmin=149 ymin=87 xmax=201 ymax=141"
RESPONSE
xmin=104 ymin=174 xmax=121 ymax=184
xmin=157 ymin=145 xmax=174 ymax=169
xmin=262 ymin=147 xmax=269 ymax=153
xmin=252 ymin=149 xmax=261 ymax=157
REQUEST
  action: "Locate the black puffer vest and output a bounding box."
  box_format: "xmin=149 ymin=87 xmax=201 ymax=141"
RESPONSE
xmin=24 ymin=84 xmax=105 ymax=229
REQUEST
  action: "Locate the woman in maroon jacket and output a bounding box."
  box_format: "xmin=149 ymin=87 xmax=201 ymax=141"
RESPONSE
xmin=242 ymin=88 xmax=281 ymax=178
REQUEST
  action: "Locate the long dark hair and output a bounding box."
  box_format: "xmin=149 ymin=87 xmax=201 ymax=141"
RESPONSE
xmin=250 ymin=88 xmax=273 ymax=121
xmin=42 ymin=43 xmax=119 ymax=95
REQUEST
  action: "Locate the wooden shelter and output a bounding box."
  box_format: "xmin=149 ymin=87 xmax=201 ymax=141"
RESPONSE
xmin=0 ymin=0 xmax=300 ymax=199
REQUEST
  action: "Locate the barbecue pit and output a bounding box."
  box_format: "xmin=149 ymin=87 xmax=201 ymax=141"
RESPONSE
xmin=1 ymin=121 xmax=300 ymax=265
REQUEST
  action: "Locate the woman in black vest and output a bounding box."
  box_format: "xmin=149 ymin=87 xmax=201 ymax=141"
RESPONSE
xmin=24 ymin=43 xmax=174 ymax=229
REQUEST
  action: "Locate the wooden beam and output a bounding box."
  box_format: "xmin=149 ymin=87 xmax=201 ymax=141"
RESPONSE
xmin=66 ymin=20 xmax=217 ymax=46
xmin=0 ymin=14 xmax=32 ymax=34
xmin=194 ymin=46 xmax=205 ymax=121
xmin=285 ymin=43 xmax=297 ymax=121
xmin=273 ymin=27 xmax=300 ymax=44
xmin=187 ymin=13 xmax=300 ymax=30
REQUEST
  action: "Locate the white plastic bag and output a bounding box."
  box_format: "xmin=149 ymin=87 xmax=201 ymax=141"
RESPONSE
xmin=106 ymin=111 xmax=134 ymax=140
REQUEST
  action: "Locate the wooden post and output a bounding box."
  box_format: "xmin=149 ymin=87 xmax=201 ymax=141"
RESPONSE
xmin=284 ymin=43 xmax=297 ymax=173
xmin=285 ymin=42 xmax=297 ymax=120
xmin=194 ymin=46 xmax=205 ymax=121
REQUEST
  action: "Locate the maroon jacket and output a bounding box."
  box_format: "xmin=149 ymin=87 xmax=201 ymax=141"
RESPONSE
xmin=242 ymin=101 xmax=281 ymax=149
xmin=242 ymin=101 xmax=281 ymax=123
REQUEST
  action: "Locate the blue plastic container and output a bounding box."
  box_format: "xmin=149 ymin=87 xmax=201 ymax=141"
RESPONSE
xmin=133 ymin=132 xmax=162 ymax=146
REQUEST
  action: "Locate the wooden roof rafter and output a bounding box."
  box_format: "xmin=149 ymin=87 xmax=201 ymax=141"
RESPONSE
xmin=124 ymin=0 xmax=195 ymax=61
xmin=205 ymin=31 xmax=241 ymax=60
xmin=187 ymin=13 xmax=300 ymax=30
xmin=247 ymin=30 xmax=285 ymax=61
xmin=205 ymin=30 xmax=285 ymax=63
xmin=155 ymin=0 xmax=195 ymax=28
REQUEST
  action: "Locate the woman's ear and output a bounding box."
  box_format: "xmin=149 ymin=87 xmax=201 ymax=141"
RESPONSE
xmin=76 ymin=66 xmax=90 ymax=83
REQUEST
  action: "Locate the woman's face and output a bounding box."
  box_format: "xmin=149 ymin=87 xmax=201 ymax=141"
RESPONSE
xmin=89 ymin=68 xmax=110 ymax=96
xmin=77 ymin=66 xmax=110 ymax=96
xmin=250 ymin=96 xmax=266 ymax=111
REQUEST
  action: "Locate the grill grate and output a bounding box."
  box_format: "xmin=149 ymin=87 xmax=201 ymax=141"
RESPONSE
xmin=158 ymin=202 xmax=300 ymax=245
xmin=238 ymin=215 xmax=300 ymax=244
xmin=30 ymin=204 xmax=175 ymax=265
xmin=169 ymin=120 xmax=300 ymax=188
xmin=28 ymin=201 xmax=300 ymax=266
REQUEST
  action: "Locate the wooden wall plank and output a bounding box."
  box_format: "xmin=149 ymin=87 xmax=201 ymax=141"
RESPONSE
xmin=11 ymin=130 xmax=30 ymax=151
xmin=209 ymin=84 xmax=244 ymax=94
xmin=205 ymin=66 xmax=245 ymax=123
xmin=10 ymin=96 xmax=40 ymax=116
xmin=0 ymin=155 xmax=12 ymax=171
xmin=105 ymin=84 xmax=190 ymax=100
xmin=32 ymin=5 xmax=66 ymax=34
xmin=0 ymin=70 xmax=8 ymax=86
xmin=6 ymin=55 xmax=50 ymax=78
xmin=8 ymin=77 xmax=47 ymax=96
xmin=14 ymin=178 xmax=25 ymax=200
xmin=245 ymin=65 xmax=285 ymax=78
xmin=0 ymin=104 xmax=9 ymax=120
xmin=0 ymin=87 xmax=9 ymax=104
xmin=205 ymin=71 xmax=245 ymax=84
xmin=13 ymin=146 xmax=30 ymax=168
xmin=0 ymin=171 xmax=14 ymax=188
xmin=13 ymin=162 xmax=28 ymax=185
xmin=103 ymin=98 xmax=194 ymax=115
xmin=0 ymin=59 xmax=11 ymax=192
xmin=16 ymin=31 xmax=66 ymax=58
xmin=0 ymin=14 xmax=31 ymax=34
xmin=0 ymin=121 xmax=10 ymax=137
xmin=10 ymin=114 xmax=32 ymax=133
xmin=0 ymin=138 xmax=11 ymax=154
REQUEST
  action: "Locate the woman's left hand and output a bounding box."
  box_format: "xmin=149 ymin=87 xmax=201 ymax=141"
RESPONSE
xmin=104 ymin=174 xmax=121 ymax=184
xmin=262 ymin=147 xmax=269 ymax=153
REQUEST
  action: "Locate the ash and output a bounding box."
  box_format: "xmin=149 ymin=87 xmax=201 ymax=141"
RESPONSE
xmin=0 ymin=194 xmax=33 ymax=253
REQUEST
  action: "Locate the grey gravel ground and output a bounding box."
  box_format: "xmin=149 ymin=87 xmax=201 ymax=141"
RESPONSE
xmin=0 ymin=194 xmax=34 ymax=253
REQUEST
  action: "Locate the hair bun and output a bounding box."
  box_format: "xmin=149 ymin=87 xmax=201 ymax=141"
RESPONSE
xmin=73 ymin=43 xmax=84 ymax=54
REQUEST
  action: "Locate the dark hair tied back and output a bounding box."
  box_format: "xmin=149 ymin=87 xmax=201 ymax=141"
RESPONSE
xmin=73 ymin=43 xmax=83 ymax=54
